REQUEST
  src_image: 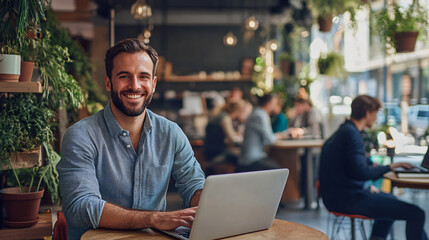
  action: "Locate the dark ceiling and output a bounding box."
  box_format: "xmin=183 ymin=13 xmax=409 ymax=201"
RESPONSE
xmin=95 ymin=0 xmax=292 ymax=19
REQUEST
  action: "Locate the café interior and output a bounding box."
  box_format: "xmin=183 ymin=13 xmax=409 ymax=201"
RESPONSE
xmin=1 ymin=0 xmax=429 ymax=239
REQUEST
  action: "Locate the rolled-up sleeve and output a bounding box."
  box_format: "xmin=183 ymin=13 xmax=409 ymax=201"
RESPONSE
xmin=57 ymin=126 xmax=106 ymax=233
xmin=171 ymin=124 xmax=205 ymax=208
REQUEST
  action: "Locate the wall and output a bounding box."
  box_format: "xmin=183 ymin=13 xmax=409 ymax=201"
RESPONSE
xmin=115 ymin=25 xmax=264 ymax=75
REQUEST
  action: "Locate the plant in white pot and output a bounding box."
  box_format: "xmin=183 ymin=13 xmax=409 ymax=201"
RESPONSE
xmin=0 ymin=0 xmax=47 ymax=82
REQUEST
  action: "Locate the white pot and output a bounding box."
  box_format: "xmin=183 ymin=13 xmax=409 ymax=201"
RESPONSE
xmin=0 ymin=54 xmax=21 ymax=82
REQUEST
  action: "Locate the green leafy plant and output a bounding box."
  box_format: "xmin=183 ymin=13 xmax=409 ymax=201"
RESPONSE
xmin=309 ymin=0 xmax=366 ymax=28
xmin=317 ymin=51 xmax=346 ymax=78
xmin=0 ymin=0 xmax=47 ymax=54
xmin=374 ymin=1 xmax=429 ymax=52
xmin=43 ymin=10 xmax=108 ymax=109
xmin=0 ymin=94 xmax=55 ymax=193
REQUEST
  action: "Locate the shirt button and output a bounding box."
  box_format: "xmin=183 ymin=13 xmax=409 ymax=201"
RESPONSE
xmin=123 ymin=132 xmax=127 ymax=136
xmin=127 ymin=145 xmax=131 ymax=148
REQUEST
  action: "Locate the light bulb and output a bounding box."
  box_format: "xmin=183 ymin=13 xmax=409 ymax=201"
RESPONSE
xmin=223 ymin=32 xmax=237 ymax=46
xmin=131 ymin=0 xmax=152 ymax=20
xmin=245 ymin=16 xmax=259 ymax=31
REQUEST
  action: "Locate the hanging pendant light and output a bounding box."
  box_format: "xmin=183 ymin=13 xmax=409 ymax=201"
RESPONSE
xmin=131 ymin=0 xmax=152 ymax=20
xmin=245 ymin=16 xmax=259 ymax=31
xmin=223 ymin=32 xmax=237 ymax=46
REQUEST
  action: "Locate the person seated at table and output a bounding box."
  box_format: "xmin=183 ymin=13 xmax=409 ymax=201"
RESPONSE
xmin=319 ymin=95 xmax=427 ymax=240
xmin=238 ymin=94 xmax=285 ymax=171
xmin=57 ymin=39 xmax=205 ymax=240
xmin=287 ymin=96 xmax=323 ymax=139
xmin=204 ymin=99 xmax=247 ymax=174
xmin=272 ymin=97 xmax=288 ymax=133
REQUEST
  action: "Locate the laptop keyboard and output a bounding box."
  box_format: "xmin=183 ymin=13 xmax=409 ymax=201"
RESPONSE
xmin=179 ymin=231 xmax=190 ymax=238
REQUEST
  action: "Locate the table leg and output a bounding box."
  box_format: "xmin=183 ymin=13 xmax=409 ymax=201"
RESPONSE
xmin=305 ymin=148 xmax=314 ymax=209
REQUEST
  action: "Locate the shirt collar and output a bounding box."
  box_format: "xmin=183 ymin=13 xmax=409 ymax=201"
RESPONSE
xmin=103 ymin=101 xmax=153 ymax=137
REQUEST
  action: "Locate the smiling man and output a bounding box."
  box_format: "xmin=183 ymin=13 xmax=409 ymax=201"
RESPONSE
xmin=57 ymin=39 xmax=205 ymax=240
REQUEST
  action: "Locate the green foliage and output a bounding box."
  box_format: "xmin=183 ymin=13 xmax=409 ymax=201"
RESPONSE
xmin=309 ymin=0 xmax=366 ymax=25
xmin=317 ymin=52 xmax=346 ymax=78
xmin=279 ymin=52 xmax=295 ymax=62
xmin=29 ymin=31 xmax=85 ymax=110
xmin=375 ymin=2 xmax=429 ymax=52
xmin=0 ymin=94 xmax=54 ymax=162
xmin=43 ymin=10 xmax=108 ymax=107
xmin=6 ymin=143 xmax=61 ymax=203
xmin=0 ymin=0 xmax=48 ymax=54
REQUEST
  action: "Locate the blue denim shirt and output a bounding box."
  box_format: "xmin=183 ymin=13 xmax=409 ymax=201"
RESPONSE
xmin=57 ymin=102 xmax=205 ymax=240
xmin=239 ymin=107 xmax=277 ymax=166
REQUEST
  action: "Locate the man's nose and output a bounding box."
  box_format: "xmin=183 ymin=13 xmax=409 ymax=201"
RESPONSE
xmin=129 ymin=75 xmax=140 ymax=90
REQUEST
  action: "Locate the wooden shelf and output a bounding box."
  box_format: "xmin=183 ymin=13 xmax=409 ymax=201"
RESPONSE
xmin=2 ymin=146 xmax=42 ymax=170
xmin=0 ymin=212 xmax=52 ymax=239
xmin=0 ymin=82 xmax=43 ymax=93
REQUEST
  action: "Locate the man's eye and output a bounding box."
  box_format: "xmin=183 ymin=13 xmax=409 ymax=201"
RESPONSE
xmin=119 ymin=75 xmax=129 ymax=79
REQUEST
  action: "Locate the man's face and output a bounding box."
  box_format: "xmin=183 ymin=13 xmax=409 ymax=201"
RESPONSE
xmin=366 ymin=110 xmax=378 ymax=128
xmin=104 ymin=52 xmax=157 ymax=117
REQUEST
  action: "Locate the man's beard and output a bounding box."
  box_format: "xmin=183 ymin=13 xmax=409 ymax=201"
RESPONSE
xmin=111 ymin=88 xmax=153 ymax=117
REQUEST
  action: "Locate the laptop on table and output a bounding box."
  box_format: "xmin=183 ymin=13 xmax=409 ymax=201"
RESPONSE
xmin=395 ymin=146 xmax=429 ymax=178
xmin=159 ymin=168 xmax=289 ymax=240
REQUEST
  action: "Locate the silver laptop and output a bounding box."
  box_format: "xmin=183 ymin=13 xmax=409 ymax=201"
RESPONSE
xmin=160 ymin=168 xmax=289 ymax=240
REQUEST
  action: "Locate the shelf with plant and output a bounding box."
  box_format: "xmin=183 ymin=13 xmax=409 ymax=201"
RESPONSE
xmin=309 ymin=0 xmax=367 ymax=32
xmin=0 ymin=0 xmax=48 ymax=82
xmin=374 ymin=0 xmax=429 ymax=53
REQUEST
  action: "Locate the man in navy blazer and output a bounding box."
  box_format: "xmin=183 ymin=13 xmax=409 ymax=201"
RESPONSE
xmin=319 ymin=95 xmax=427 ymax=240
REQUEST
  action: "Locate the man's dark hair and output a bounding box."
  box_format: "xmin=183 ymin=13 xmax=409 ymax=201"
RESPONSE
xmin=105 ymin=38 xmax=159 ymax=79
xmin=351 ymin=95 xmax=382 ymax=120
xmin=257 ymin=94 xmax=275 ymax=107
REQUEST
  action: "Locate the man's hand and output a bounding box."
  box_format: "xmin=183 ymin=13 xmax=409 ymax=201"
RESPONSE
xmin=151 ymin=207 xmax=198 ymax=230
xmin=370 ymin=185 xmax=380 ymax=193
xmin=287 ymin=128 xmax=304 ymax=139
xmin=389 ymin=162 xmax=414 ymax=170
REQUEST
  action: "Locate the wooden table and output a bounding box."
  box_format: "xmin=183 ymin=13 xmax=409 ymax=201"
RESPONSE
xmin=82 ymin=219 xmax=328 ymax=240
xmin=0 ymin=212 xmax=52 ymax=239
xmin=384 ymin=172 xmax=429 ymax=190
xmin=270 ymin=139 xmax=324 ymax=209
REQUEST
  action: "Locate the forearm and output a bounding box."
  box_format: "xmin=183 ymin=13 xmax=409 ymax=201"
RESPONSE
xmin=99 ymin=202 xmax=197 ymax=231
xmin=99 ymin=203 xmax=156 ymax=229
xmin=190 ymin=189 xmax=202 ymax=207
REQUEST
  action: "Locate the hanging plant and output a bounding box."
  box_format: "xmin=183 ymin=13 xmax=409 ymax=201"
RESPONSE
xmin=317 ymin=52 xmax=346 ymax=78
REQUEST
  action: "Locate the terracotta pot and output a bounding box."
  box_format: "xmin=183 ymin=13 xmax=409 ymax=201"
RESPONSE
xmin=394 ymin=32 xmax=418 ymax=53
xmin=0 ymin=187 xmax=44 ymax=227
xmin=19 ymin=61 xmax=35 ymax=82
xmin=318 ymin=16 xmax=333 ymax=33
xmin=0 ymin=54 xmax=21 ymax=82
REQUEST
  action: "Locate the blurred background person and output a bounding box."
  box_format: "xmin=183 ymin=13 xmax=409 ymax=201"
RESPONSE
xmin=238 ymin=94 xmax=285 ymax=172
xmin=287 ymin=96 xmax=323 ymax=139
xmin=204 ymin=99 xmax=247 ymax=174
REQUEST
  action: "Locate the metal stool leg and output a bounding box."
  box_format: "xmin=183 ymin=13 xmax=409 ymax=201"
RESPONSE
xmin=351 ymin=218 xmax=356 ymax=240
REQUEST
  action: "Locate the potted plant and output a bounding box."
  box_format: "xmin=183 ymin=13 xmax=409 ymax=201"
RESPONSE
xmin=375 ymin=1 xmax=429 ymax=53
xmin=309 ymin=0 xmax=366 ymax=32
xmin=0 ymin=0 xmax=47 ymax=82
xmin=317 ymin=51 xmax=347 ymax=78
xmin=0 ymin=93 xmax=57 ymax=227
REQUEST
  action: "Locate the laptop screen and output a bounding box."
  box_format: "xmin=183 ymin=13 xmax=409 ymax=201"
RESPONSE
xmin=421 ymin=146 xmax=429 ymax=169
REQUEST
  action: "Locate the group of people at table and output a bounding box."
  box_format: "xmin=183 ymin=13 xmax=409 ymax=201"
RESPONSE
xmin=57 ymin=38 xmax=427 ymax=240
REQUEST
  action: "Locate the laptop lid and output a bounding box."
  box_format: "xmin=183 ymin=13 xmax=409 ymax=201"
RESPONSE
xmin=421 ymin=146 xmax=429 ymax=170
xmin=188 ymin=168 xmax=289 ymax=240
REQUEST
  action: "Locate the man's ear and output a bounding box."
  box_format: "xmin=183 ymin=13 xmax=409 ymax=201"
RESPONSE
xmin=152 ymin=76 xmax=157 ymax=93
xmin=104 ymin=75 xmax=112 ymax=92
